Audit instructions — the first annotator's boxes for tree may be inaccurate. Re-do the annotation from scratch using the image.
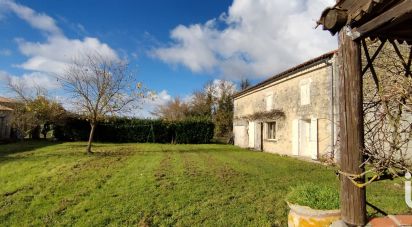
[188,91,213,119]
[7,79,66,139]
[240,78,251,91]
[61,54,144,154]
[152,97,190,121]
[214,80,236,137]
[152,79,236,140]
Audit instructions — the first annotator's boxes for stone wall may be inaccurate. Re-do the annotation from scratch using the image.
[233,57,339,159]
[0,110,12,140]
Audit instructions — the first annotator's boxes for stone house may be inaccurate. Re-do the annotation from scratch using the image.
[0,97,16,140]
[233,51,339,160]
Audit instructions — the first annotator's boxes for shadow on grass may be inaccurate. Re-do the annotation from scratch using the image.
[0,140,62,164]
[0,140,62,156]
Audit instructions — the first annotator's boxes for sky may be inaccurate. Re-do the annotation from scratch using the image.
[0,0,337,117]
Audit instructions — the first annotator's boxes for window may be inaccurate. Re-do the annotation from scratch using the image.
[300,83,310,105]
[266,122,276,140]
[265,94,273,111]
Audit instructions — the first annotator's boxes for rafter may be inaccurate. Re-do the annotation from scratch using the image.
[362,39,380,91]
[390,40,412,77]
[362,39,386,76]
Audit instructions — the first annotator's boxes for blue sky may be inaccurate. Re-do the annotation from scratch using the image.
[0,0,337,117]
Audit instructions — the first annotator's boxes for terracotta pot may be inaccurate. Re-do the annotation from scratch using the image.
[287,202,341,227]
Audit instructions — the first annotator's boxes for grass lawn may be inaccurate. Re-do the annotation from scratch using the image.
[0,141,409,226]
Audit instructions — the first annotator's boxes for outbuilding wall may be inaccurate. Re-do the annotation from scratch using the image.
[233,57,339,160]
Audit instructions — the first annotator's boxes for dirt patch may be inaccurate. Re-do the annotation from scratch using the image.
[3,185,33,197]
[181,153,202,177]
[138,216,152,227]
[216,165,241,183]
[154,154,175,190]
[197,152,244,184]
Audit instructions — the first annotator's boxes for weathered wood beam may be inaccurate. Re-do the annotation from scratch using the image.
[320,8,348,35]
[406,46,412,77]
[339,0,371,14]
[362,39,386,76]
[352,0,412,40]
[362,39,380,90]
[390,40,412,77]
[338,28,367,226]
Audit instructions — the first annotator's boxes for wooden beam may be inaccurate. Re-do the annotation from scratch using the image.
[406,46,412,77]
[338,28,367,226]
[390,40,412,77]
[361,39,386,76]
[321,8,348,35]
[352,0,412,40]
[362,39,380,90]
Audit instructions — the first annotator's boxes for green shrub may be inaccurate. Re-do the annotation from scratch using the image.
[54,117,214,144]
[286,183,339,210]
[54,118,90,141]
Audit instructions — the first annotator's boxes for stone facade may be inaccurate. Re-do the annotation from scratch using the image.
[0,97,16,140]
[233,52,339,160]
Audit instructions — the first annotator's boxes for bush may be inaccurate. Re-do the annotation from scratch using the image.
[171,119,212,144]
[54,118,90,141]
[286,183,339,210]
[54,117,214,144]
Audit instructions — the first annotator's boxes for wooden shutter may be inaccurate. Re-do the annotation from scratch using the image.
[248,121,255,148]
[310,118,318,159]
[292,119,299,155]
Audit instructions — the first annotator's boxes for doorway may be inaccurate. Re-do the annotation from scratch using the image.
[299,119,312,158]
[292,118,318,159]
[248,121,255,148]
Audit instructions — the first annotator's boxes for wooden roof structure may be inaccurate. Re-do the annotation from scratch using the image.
[318,0,412,225]
[318,0,412,43]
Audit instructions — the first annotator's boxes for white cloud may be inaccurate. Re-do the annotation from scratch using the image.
[0,71,9,96]
[8,71,61,90]
[138,90,172,118]
[0,49,12,56]
[0,70,9,81]
[16,36,119,75]
[152,0,337,79]
[206,79,237,98]
[0,70,60,97]
[0,0,119,89]
[0,0,62,36]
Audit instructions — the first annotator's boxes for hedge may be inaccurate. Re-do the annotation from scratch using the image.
[54,117,214,144]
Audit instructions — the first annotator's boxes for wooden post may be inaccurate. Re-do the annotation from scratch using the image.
[338,28,367,226]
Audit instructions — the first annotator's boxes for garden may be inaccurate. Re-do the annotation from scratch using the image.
[0,141,408,226]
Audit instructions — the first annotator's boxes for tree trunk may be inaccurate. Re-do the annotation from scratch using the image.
[338,29,367,225]
[86,123,96,154]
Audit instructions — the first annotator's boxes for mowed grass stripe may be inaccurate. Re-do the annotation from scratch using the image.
[0,142,410,227]
[0,142,91,196]
[59,149,166,226]
[0,143,139,226]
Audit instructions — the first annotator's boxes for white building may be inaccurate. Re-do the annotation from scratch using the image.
[233,51,339,160]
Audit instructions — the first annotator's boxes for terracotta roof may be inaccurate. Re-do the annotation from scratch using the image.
[0,96,16,103]
[0,104,13,111]
[233,50,337,99]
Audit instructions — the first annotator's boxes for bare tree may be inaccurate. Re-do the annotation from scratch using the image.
[152,97,190,121]
[61,54,144,154]
[240,78,251,91]
[7,78,66,139]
